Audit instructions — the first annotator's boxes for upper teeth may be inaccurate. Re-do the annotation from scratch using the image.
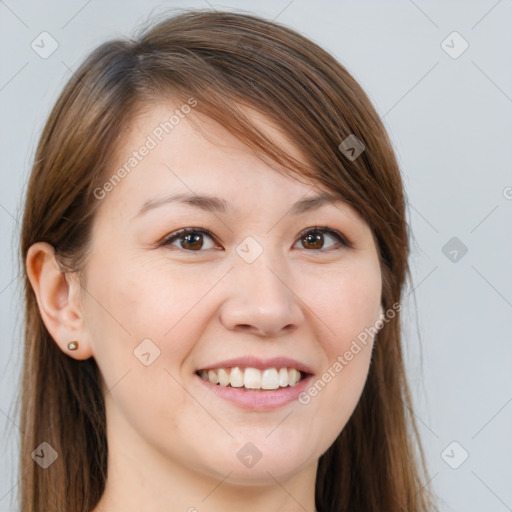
[199,367,302,390]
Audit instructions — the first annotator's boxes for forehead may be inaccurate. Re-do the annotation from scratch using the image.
[121,98,310,163]
[98,100,367,227]
[103,100,299,189]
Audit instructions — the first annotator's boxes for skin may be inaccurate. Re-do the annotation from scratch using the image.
[27,101,384,512]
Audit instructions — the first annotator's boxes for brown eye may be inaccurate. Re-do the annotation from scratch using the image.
[295,227,348,251]
[301,231,324,250]
[180,233,204,250]
[162,226,350,253]
[163,228,217,251]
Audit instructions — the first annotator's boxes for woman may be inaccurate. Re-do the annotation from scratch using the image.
[19,9,438,512]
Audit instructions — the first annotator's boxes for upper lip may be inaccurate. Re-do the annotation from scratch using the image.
[197,356,314,375]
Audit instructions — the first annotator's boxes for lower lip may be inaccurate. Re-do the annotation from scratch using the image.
[195,373,314,411]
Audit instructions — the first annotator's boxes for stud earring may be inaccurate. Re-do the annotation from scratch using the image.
[67,341,79,351]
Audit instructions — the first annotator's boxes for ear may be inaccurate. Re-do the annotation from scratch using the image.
[26,242,93,360]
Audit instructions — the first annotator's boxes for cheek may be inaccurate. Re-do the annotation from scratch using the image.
[85,255,229,381]
[297,260,381,427]
[83,260,199,441]
[304,258,382,353]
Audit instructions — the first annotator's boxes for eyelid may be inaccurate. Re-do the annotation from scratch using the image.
[161,227,220,249]
[296,225,352,249]
[161,226,352,251]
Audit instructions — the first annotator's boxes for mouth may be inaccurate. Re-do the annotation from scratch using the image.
[195,366,311,392]
[194,357,315,410]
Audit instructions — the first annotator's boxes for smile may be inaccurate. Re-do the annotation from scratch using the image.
[196,366,306,391]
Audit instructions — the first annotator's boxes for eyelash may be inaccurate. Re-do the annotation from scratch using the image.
[161,226,352,253]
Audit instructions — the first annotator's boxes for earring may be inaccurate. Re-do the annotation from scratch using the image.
[67,341,79,351]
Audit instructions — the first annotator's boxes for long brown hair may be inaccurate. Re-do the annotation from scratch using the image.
[19,9,438,512]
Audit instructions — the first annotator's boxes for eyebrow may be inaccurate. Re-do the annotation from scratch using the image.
[133,191,344,219]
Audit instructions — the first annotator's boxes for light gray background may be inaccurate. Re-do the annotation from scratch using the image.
[1,1,511,511]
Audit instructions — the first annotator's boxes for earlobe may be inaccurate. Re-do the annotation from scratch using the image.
[26,242,93,360]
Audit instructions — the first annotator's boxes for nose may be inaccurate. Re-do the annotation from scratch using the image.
[219,249,305,338]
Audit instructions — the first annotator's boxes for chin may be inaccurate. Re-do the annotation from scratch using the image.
[196,446,313,486]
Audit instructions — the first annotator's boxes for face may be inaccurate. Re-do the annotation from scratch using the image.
[80,101,383,485]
